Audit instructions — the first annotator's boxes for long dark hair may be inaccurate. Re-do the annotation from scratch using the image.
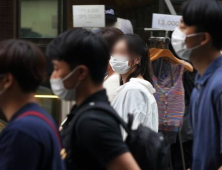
[118,34,153,85]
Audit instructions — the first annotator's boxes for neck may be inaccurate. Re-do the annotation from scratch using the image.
[121,65,138,84]
[191,50,221,76]
[121,73,130,84]
[107,67,115,77]
[75,82,103,106]
[3,93,36,121]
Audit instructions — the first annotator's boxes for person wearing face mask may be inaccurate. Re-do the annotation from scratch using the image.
[171,1,222,170]
[0,40,65,170]
[46,29,140,170]
[96,28,124,102]
[111,34,159,138]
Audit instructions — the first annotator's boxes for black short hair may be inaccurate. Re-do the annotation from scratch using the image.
[182,0,222,50]
[0,39,46,93]
[46,29,109,84]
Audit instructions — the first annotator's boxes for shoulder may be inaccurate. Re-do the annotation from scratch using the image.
[108,73,120,81]
[212,67,222,87]
[0,123,43,153]
[7,109,56,142]
[122,81,151,96]
[209,67,222,97]
[115,80,156,104]
[78,108,119,126]
[104,74,120,88]
[123,81,143,90]
[76,107,120,135]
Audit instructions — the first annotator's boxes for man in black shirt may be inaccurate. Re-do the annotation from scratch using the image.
[46,29,139,170]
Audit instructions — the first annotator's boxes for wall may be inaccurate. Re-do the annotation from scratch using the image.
[0,0,16,41]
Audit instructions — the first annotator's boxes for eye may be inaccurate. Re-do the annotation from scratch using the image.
[53,66,59,71]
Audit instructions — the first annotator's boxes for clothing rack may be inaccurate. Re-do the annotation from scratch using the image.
[147,31,186,170]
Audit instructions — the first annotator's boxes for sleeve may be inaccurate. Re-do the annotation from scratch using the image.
[0,130,41,170]
[216,93,222,153]
[77,112,129,168]
[123,89,155,130]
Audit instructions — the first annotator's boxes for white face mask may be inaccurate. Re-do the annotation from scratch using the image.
[171,27,203,61]
[109,56,131,74]
[50,67,80,101]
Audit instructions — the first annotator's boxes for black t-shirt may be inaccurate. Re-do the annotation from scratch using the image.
[62,90,129,170]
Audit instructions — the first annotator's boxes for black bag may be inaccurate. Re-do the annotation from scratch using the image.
[66,101,170,170]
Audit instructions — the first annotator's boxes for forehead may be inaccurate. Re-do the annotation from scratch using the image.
[52,60,70,68]
[180,17,197,33]
[114,39,126,48]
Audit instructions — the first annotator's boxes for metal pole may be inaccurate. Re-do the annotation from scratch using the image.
[164,0,177,15]
[178,129,186,170]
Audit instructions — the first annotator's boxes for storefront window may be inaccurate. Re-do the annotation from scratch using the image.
[35,86,61,125]
[21,0,58,38]
[66,0,185,40]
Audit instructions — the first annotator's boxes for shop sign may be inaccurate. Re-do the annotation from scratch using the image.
[152,13,182,30]
[73,5,105,28]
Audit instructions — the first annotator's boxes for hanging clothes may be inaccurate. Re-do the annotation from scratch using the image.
[153,62,185,132]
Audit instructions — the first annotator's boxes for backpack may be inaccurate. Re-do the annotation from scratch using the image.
[65,101,170,170]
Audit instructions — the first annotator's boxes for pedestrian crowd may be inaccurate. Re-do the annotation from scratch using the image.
[0,0,222,170]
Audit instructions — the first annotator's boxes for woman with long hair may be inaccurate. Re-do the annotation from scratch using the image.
[111,34,158,136]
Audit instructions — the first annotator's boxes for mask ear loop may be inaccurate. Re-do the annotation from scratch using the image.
[186,33,204,51]
[186,32,203,38]
[74,81,80,90]
[62,66,80,81]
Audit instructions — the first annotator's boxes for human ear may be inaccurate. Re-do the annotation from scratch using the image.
[2,73,14,90]
[200,33,211,46]
[134,57,141,65]
[78,65,89,81]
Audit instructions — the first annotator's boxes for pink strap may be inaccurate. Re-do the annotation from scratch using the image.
[17,111,62,150]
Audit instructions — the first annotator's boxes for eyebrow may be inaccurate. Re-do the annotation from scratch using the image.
[52,60,57,64]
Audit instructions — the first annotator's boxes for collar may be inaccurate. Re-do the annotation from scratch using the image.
[195,56,222,86]
[71,89,109,114]
[10,103,39,122]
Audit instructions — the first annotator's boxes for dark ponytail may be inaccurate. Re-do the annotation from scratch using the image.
[118,34,153,85]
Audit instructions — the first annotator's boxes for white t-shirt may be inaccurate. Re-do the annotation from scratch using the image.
[103,73,120,102]
[112,78,159,138]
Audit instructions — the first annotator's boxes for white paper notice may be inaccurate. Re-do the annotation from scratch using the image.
[73,5,105,28]
[152,13,182,30]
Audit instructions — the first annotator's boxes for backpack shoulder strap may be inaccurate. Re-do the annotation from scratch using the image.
[17,111,62,150]
[72,102,130,134]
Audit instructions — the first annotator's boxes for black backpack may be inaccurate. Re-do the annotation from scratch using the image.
[64,101,170,170]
